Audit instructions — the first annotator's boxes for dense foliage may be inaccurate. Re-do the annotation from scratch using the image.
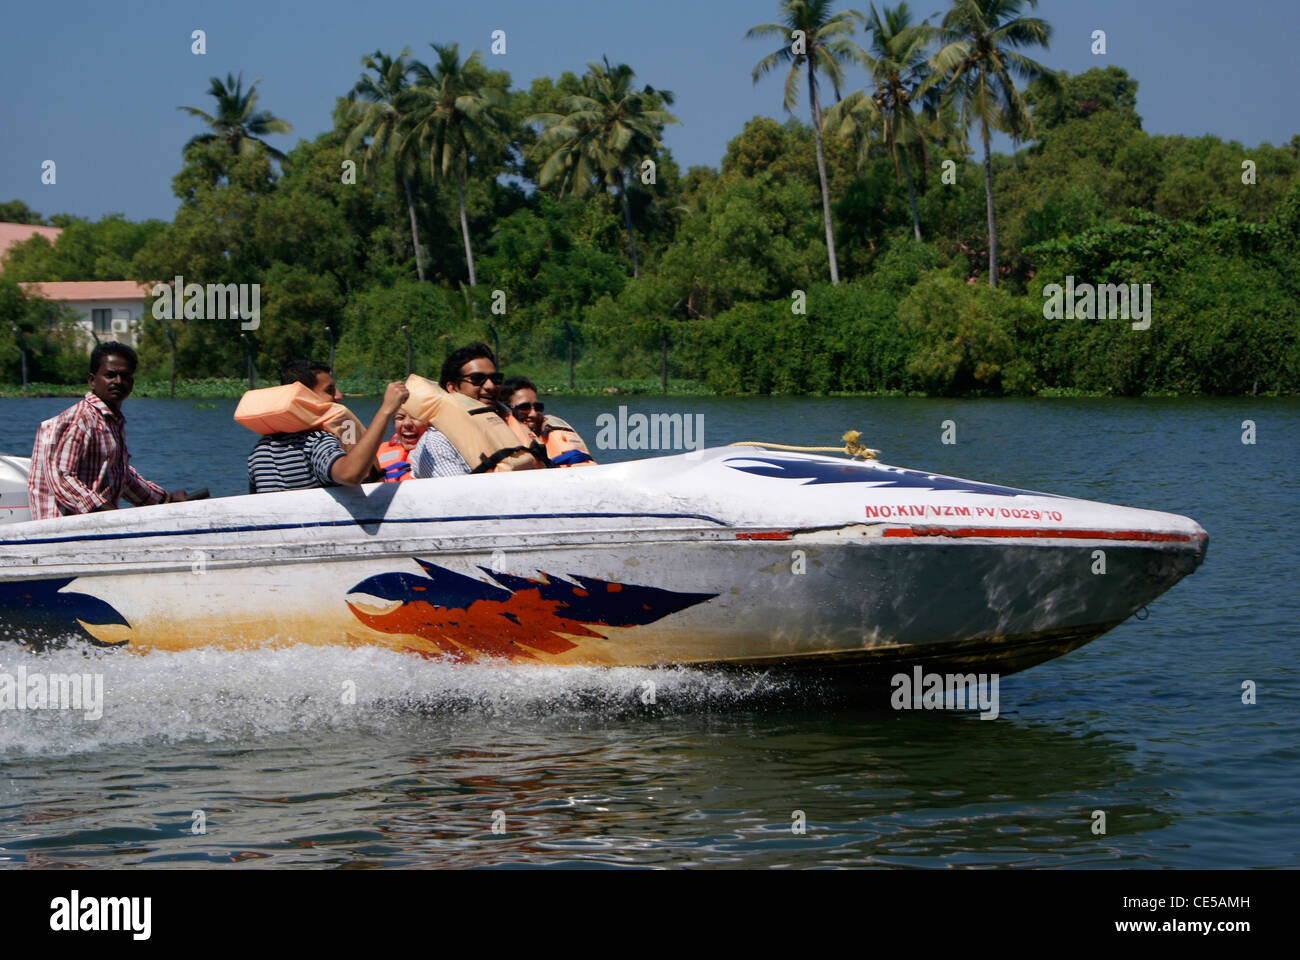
[2,5,1297,396]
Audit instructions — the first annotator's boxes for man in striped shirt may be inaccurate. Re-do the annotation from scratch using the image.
[27,342,187,521]
[247,380,409,493]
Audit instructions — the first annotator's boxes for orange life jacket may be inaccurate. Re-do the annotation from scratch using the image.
[501,410,553,468]
[401,375,541,473]
[376,436,414,482]
[543,415,594,466]
[234,383,365,451]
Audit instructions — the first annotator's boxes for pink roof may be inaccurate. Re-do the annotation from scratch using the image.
[0,222,63,264]
[19,280,152,301]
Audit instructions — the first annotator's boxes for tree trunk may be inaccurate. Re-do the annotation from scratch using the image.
[616,173,640,280]
[983,130,997,288]
[403,175,426,284]
[808,60,840,285]
[904,162,921,242]
[457,176,477,287]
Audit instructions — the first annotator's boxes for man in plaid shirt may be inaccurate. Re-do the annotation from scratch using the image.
[27,342,186,521]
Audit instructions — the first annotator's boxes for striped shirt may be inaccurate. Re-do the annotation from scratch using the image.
[27,392,167,521]
[247,430,345,494]
[410,426,472,478]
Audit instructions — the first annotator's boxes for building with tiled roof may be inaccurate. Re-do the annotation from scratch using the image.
[3,222,147,349]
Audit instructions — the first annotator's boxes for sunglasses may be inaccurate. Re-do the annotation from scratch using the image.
[512,401,545,415]
[458,372,503,386]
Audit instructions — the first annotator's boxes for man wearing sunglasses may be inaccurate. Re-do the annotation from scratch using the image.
[409,342,499,478]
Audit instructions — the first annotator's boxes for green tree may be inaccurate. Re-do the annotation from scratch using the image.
[826,2,939,241]
[1025,64,1138,133]
[747,0,862,284]
[0,214,165,282]
[133,150,279,377]
[341,49,427,282]
[900,272,1035,393]
[0,200,44,225]
[478,192,626,360]
[0,278,86,383]
[404,43,507,287]
[929,0,1053,286]
[178,73,293,162]
[657,173,825,317]
[528,57,679,280]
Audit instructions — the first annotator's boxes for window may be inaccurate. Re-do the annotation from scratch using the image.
[91,309,112,334]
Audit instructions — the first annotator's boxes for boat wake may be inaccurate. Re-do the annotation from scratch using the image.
[0,644,794,756]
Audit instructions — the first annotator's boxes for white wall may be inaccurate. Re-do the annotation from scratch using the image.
[59,299,145,350]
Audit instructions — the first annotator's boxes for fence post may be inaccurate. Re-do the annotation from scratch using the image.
[661,321,668,394]
[164,322,177,398]
[567,325,574,390]
[240,334,255,390]
[12,326,27,389]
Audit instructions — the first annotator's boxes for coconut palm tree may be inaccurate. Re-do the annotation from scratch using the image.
[928,0,1053,286]
[527,57,678,280]
[342,49,426,282]
[825,3,938,241]
[747,1,862,285]
[178,73,292,159]
[403,43,506,287]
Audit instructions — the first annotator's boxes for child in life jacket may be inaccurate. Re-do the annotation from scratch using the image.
[499,377,594,467]
[375,410,428,481]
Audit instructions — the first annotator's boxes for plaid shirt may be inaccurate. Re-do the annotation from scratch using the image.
[27,392,167,521]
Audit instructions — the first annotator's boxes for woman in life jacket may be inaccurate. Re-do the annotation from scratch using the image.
[375,410,428,481]
[500,377,594,467]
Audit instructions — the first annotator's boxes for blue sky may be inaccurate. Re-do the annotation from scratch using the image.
[1,0,1296,223]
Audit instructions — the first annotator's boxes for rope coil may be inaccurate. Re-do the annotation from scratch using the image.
[729,430,879,460]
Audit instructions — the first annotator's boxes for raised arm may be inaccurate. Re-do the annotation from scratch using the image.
[329,381,409,486]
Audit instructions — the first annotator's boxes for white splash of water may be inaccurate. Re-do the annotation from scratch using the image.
[0,645,789,757]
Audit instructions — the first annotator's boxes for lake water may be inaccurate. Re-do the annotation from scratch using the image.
[0,395,1295,868]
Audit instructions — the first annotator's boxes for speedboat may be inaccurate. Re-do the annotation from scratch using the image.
[0,447,1207,675]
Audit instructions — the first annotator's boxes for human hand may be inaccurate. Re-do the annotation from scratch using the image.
[380,381,410,414]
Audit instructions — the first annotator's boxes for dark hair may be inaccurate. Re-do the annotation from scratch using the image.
[90,341,138,376]
[499,377,537,403]
[440,342,496,390]
[280,360,332,389]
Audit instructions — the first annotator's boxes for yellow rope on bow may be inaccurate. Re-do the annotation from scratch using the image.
[729,430,879,460]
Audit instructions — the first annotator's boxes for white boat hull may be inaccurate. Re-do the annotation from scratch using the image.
[0,447,1207,673]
